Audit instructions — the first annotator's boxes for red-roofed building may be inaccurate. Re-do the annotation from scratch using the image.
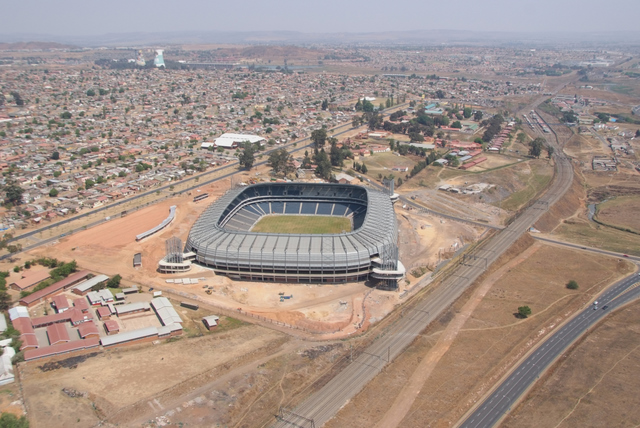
[51,295,70,313]
[73,298,90,313]
[9,270,50,291]
[31,308,93,328]
[12,318,38,351]
[23,338,100,362]
[96,307,111,320]
[46,323,70,346]
[103,320,119,335]
[19,270,91,307]
[77,322,99,339]
[20,335,39,351]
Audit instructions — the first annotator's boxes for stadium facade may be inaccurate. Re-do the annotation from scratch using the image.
[185,183,404,286]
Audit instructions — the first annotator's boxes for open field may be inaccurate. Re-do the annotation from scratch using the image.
[324,240,634,428]
[499,160,554,211]
[19,324,288,428]
[358,151,419,180]
[503,300,640,428]
[555,220,640,256]
[251,215,352,234]
[594,195,640,234]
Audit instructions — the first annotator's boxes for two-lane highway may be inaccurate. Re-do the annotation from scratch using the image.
[459,270,640,428]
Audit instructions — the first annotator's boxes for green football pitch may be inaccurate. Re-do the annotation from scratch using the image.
[251,215,352,234]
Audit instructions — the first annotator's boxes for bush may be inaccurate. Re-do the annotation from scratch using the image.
[517,306,532,318]
[107,274,122,288]
[0,412,29,427]
[566,280,579,290]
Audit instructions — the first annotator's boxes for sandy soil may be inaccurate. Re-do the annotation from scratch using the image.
[9,178,474,339]
[324,241,634,428]
[503,300,640,428]
[19,324,286,428]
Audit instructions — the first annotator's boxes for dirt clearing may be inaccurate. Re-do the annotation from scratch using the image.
[20,324,287,428]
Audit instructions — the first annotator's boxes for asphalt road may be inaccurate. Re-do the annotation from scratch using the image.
[274,96,575,428]
[531,235,640,262]
[458,270,640,428]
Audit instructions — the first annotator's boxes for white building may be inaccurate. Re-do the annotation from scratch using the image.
[214,133,266,149]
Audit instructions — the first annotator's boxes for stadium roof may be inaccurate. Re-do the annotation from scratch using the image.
[186,183,399,278]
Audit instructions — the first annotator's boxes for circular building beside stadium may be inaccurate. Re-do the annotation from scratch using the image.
[185,182,405,286]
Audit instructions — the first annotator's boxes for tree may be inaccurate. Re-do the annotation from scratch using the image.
[311,128,327,149]
[516,132,527,145]
[473,110,483,121]
[566,280,579,290]
[49,188,58,198]
[10,92,24,106]
[329,141,344,167]
[0,291,11,312]
[314,149,332,180]
[321,99,328,110]
[238,144,255,170]
[7,244,21,254]
[86,89,96,97]
[4,181,24,206]
[107,274,122,288]
[51,151,60,160]
[435,90,446,99]
[60,111,72,119]
[546,145,555,159]
[0,412,29,428]
[463,107,472,119]
[267,148,294,176]
[636,129,640,138]
[451,121,462,129]
[84,179,95,189]
[529,138,545,158]
[360,163,368,174]
[517,306,532,318]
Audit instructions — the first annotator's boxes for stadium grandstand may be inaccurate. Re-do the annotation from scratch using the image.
[185,183,404,286]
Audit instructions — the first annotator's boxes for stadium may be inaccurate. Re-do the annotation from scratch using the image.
[185,182,404,286]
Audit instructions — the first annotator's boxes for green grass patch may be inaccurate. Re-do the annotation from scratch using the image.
[215,316,249,333]
[252,215,351,234]
[499,168,553,211]
[609,84,637,96]
[556,220,640,256]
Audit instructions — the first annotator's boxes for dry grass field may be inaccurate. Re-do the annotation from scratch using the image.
[324,240,634,428]
[503,300,640,428]
[594,195,640,234]
[251,215,352,234]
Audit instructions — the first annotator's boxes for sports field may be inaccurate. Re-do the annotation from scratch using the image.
[251,215,352,234]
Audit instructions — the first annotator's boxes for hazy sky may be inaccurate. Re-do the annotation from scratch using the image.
[3,0,640,36]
